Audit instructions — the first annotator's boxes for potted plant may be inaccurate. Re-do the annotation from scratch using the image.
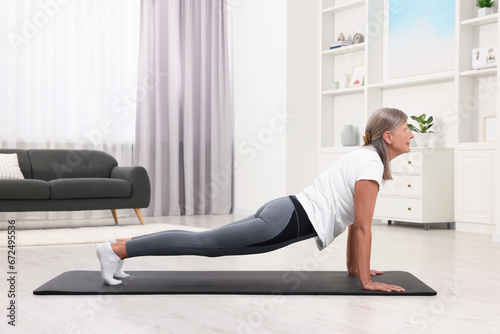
[408,114,434,147]
[476,0,496,17]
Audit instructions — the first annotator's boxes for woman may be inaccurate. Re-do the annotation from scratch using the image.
[97,107,414,292]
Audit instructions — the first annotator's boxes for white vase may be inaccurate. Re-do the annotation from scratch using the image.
[341,124,358,146]
[414,133,432,147]
[478,7,494,17]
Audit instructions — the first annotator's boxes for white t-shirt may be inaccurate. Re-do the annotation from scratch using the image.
[295,146,385,250]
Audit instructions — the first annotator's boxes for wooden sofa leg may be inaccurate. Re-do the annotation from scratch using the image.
[134,208,145,225]
[111,209,119,225]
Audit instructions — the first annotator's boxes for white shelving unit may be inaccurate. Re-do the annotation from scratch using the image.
[319,0,499,232]
[319,0,498,152]
[460,67,497,77]
[320,0,384,150]
[461,13,498,26]
[321,43,365,56]
[321,86,364,96]
[322,0,364,14]
[455,2,498,143]
[454,1,499,233]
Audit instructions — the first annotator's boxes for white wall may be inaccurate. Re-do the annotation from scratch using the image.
[232,0,287,213]
[286,0,320,194]
[232,0,320,213]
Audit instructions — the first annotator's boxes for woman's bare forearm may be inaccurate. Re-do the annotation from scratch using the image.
[354,224,372,287]
[346,225,358,274]
[352,180,378,288]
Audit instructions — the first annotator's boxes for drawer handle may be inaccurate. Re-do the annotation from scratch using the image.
[407,207,412,211]
[407,161,412,165]
[407,184,412,188]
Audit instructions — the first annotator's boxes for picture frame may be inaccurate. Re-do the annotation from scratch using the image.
[483,116,496,142]
[349,65,365,88]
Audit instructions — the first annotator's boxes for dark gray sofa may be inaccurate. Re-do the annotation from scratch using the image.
[0,149,150,224]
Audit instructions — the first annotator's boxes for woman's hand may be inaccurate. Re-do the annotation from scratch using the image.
[369,269,383,276]
[348,269,384,276]
[362,281,405,292]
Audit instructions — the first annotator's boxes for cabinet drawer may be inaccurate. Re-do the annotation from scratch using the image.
[391,152,422,173]
[374,197,422,221]
[381,175,421,197]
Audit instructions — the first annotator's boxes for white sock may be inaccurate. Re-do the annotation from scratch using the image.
[106,238,130,279]
[96,243,122,285]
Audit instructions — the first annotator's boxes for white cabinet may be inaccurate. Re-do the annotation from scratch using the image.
[455,143,497,233]
[373,148,455,230]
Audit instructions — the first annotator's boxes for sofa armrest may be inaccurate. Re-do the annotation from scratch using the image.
[111,166,151,208]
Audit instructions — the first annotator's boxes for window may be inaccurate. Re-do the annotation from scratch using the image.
[0,0,140,147]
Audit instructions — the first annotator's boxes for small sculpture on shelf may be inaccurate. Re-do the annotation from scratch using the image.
[329,32,352,50]
[352,33,364,44]
[486,47,496,64]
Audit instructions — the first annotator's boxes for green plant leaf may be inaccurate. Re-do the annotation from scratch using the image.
[476,0,495,7]
[409,113,434,133]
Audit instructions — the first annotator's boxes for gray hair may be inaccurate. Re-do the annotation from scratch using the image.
[363,108,408,180]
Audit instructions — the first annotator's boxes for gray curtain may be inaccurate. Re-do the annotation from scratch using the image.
[134,0,233,216]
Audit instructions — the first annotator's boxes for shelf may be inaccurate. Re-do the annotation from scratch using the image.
[322,71,456,95]
[322,0,364,14]
[322,86,364,96]
[460,67,497,77]
[461,13,498,27]
[369,71,455,89]
[322,43,365,56]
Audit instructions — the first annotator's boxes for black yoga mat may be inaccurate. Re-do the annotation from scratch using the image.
[33,270,436,296]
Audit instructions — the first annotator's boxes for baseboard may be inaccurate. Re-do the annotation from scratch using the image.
[455,222,496,234]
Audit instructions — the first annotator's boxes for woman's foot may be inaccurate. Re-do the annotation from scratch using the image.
[106,238,130,278]
[113,262,130,279]
[96,243,122,285]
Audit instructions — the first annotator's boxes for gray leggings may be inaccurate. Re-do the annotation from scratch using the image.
[125,196,316,258]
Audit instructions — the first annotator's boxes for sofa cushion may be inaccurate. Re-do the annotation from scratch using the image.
[0,154,25,179]
[28,150,118,181]
[49,178,131,199]
[0,180,50,199]
[0,150,32,179]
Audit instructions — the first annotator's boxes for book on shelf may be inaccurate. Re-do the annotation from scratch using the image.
[329,40,352,49]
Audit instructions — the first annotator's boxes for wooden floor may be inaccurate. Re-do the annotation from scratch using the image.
[1,215,499,334]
